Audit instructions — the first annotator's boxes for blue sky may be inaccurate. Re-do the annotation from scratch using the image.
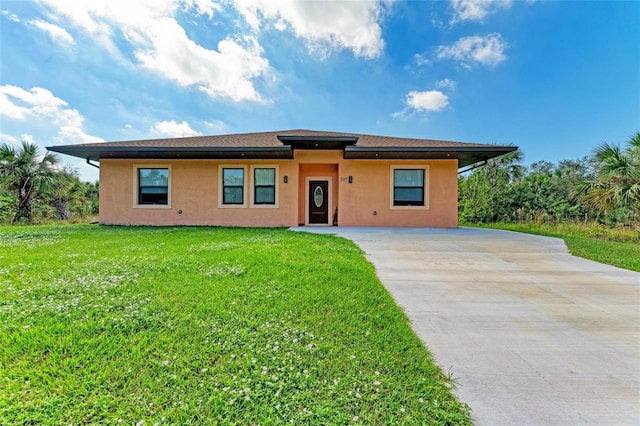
[1,0,638,182]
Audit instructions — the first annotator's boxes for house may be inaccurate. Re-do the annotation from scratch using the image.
[48,129,516,227]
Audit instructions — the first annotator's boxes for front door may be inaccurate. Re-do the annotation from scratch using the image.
[309,180,329,224]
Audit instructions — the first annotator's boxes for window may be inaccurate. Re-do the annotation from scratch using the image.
[218,165,277,208]
[254,168,276,205]
[393,169,424,206]
[223,168,244,205]
[138,168,169,205]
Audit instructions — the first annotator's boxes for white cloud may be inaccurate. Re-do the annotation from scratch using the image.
[21,134,35,143]
[33,0,390,103]
[0,133,19,144]
[436,78,456,90]
[436,33,507,67]
[37,0,271,102]
[450,0,511,23]
[0,85,67,120]
[405,90,449,112]
[182,0,220,18]
[152,120,201,137]
[204,119,227,132]
[393,90,449,119]
[1,10,21,22]
[36,0,120,52]
[0,85,104,144]
[28,19,75,45]
[413,53,432,67]
[59,126,104,144]
[231,0,388,59]
[135,19,269,102]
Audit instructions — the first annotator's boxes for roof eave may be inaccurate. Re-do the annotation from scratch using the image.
[47,146,294,161]
[47,141,517,168]
[344,145,517,168]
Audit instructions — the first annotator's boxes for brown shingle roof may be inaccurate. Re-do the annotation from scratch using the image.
[47,129,517,167]
[63,129,490,148]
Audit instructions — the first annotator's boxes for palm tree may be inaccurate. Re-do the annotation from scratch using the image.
[44,170,86,220]
[483,147,525,189]
[572,132,640,215]
[42,170,99,220]
[0,141,60,222]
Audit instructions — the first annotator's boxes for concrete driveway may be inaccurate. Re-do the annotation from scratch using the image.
[295,227,640,425]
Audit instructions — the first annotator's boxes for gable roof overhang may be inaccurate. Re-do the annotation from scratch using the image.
[47,130,517,169]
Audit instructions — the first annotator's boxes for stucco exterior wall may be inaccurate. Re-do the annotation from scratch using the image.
[99,154,458,227]
[337,158,458,227]
[100,159,298,226]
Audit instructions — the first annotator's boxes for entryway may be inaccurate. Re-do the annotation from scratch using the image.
[298,163,338,226]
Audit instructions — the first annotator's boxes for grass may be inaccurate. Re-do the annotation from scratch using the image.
[473,222,640,272]
[0,225,470,425]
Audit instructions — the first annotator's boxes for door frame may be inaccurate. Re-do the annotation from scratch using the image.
[305,176,332,226]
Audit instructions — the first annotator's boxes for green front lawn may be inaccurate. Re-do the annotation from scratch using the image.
[0,225,470,424]
[474,222,640,272]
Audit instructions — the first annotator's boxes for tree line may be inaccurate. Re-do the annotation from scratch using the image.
[459,132,639,226]
[0,142,98,224]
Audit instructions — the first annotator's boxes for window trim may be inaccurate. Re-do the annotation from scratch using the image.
[250,165,279,208]
[133,164,171,209]
[218,165,248,208]
[389,165,429,210]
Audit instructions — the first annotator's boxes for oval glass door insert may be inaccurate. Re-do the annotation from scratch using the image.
[314,186,324,208]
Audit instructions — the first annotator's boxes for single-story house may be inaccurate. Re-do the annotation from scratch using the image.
[48,129,516,227]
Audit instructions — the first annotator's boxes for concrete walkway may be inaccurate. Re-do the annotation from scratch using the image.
[294,227,640,425]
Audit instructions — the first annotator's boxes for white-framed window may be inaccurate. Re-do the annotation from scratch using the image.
[218,165,248,208]
[134,165,171,208]
[250,165,279,208]
[390,165,429,210]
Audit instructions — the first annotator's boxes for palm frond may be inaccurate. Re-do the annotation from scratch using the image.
[629,131,640,149]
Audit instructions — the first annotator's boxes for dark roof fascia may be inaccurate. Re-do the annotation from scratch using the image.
[344,145,518,168]
[47,145,294,161]
[278,135,358,150]
[47,140,517,168]
[278,135,358,143]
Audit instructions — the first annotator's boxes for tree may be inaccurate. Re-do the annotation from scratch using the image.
[572,132,640,216]
[41,169,86,220]
[458,147,524,223]
[0,188,17,223]
[79,180,99,217]
[459,150,601,224]
[0,142,60,222]
[40,171,99,220]
[483,149,525,189]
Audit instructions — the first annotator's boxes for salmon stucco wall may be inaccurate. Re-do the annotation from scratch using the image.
[337,159,458,227]
[99,155,459,227]
[99,159,299,226]
[293,151,458,228]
